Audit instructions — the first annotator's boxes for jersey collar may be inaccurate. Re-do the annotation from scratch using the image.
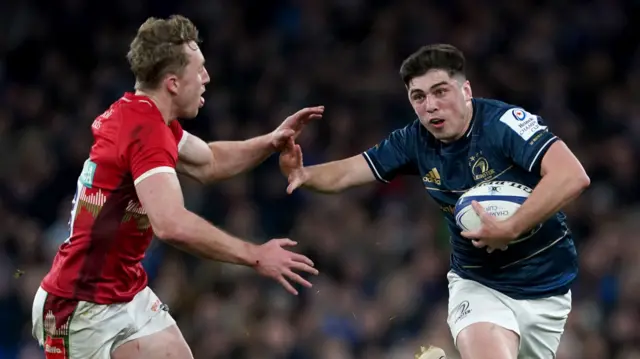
[464,98,477,138]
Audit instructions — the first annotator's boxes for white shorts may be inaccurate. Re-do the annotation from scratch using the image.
[446,271,571,359]
[32,286,176,359]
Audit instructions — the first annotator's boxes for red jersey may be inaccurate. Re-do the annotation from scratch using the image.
[41,93,187,304]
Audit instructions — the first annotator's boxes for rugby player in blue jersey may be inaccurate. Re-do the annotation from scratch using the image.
[279,44,589,359]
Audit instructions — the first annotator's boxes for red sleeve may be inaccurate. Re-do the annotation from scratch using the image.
[169,119,191,153]
[169,119,184,143]
[120,117,179,185]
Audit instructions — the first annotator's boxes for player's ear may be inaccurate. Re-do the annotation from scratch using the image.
[164,74,179,95]
[462,80,472,102]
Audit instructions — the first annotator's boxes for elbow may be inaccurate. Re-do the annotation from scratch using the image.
[577,172,590,192]
[153,224,173,241]
[151,214,187,243]
[569,169,590,197]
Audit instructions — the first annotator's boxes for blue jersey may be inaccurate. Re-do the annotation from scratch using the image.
[363,98,578,300]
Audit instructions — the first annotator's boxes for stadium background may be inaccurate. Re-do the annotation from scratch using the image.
[1,0,639,358]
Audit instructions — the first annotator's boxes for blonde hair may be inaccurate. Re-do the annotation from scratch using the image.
[126,15,200,90]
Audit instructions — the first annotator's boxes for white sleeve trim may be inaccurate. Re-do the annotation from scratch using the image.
[134,166,176,186]
[528,136,557,172]
[362,152,390,183]
[178,130,190,152]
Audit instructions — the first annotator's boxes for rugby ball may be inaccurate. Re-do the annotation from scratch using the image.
[454,181,532,232]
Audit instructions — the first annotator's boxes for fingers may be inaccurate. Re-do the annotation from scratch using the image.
[289,255,316,272]
[460,230,480,239]
[279,137,296,154]
[289,106,325,124]
[273,129,296,147]
[273,238,297,247]
[284,136,295,150]
[294,144,302,162]
[294,145,303,168]
[284,269,313,288]
[277,275,298,295]
[486,245,508,253]
[287,181,300,194]
[287,175,303,194]
[470,201,489,220]
[271,239,316,268]
[472,239,486,248]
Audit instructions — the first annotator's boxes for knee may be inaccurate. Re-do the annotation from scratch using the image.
[456,322,519,359]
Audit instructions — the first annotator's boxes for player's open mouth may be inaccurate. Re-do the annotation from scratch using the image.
[199,96,205,107]
[430,118,445,128]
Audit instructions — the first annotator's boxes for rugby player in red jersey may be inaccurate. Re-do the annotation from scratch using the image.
[31,15,322,359]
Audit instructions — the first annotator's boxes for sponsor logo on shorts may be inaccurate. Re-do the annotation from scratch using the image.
[151,299,170,313]
[451,300,472,324]
[44,337,67,359]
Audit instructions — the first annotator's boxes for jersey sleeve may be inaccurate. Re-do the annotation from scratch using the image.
[362,121,419,183]
[493,108,559,173]
[169,119,190,152]
[120,119,179,186]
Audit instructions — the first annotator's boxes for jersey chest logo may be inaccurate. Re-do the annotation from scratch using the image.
[468,151,496,182]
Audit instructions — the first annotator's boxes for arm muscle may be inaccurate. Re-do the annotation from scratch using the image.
[135,172,257,265]
[177,133,274,183]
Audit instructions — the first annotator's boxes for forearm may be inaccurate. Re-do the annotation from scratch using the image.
[207,135,274,181]
[161,209,258,266]
[294,155,376,193]
[506,172,589,236]
[302,161,353,193]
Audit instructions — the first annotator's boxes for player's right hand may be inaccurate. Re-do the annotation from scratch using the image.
[253,238,318,295]
[279,138,309,194]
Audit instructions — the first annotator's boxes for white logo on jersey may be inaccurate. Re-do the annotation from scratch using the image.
[499,108,547,141]
[45,344,63,354]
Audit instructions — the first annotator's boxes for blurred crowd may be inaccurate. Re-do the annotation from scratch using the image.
[1,0,640,358]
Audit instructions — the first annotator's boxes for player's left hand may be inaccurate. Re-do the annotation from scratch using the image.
[460,201,519,253]
[270,106,324,150]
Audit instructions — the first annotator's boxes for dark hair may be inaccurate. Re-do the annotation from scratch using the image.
[127,15,201,90]
[399,44,466,86]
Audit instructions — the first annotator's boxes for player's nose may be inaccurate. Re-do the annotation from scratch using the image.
[425,96,438,113]
[202,68,211,85]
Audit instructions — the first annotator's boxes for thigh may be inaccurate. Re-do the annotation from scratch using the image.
[447,272,520,359]
[112,325,192,359]
[32,287,126,359]
[111,287,190,359]
[518,291,572,359]
[457,322,519,359]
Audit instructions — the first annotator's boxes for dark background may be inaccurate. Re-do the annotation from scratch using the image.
[0,0,639,358]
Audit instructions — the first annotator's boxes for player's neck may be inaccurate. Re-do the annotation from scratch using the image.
[134,89,175,124]
[445,100,474,144]
[462,100,474,134]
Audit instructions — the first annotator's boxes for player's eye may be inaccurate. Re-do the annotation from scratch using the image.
[434,88,447,97]
[412,93,425,101]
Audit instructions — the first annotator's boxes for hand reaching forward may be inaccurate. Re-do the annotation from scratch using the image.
[253,238,319,295]
[270,106,324,150]
[279,139,308,194]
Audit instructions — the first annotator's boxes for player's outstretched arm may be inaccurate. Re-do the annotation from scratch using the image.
[135,172,318,295]
[279,140,377,194]
[177,106,324,184]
